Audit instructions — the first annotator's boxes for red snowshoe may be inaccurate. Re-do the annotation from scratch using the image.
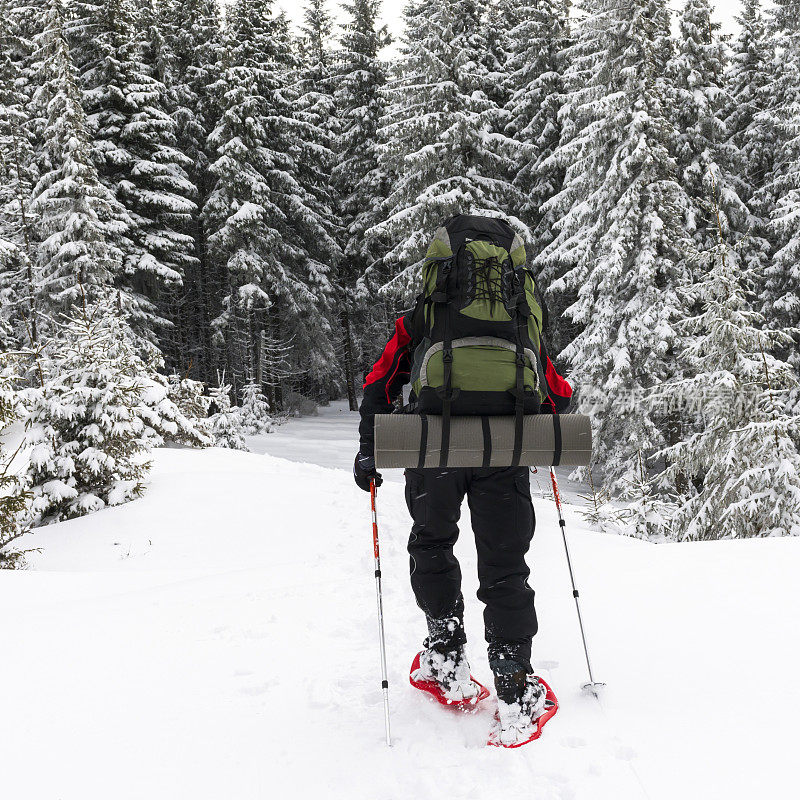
[487,677,558,748]
[409,651,491,710]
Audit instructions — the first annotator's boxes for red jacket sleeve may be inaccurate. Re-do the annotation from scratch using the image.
[539,339,572,414]
[358,314,414,456]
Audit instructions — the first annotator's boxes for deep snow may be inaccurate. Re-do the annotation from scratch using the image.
[3,401,798,799]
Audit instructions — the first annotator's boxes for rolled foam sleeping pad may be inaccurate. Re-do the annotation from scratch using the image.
[374,413,592,469]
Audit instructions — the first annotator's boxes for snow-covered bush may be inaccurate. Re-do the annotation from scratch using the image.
[208,383,247,450]
[237,382,273,435]
[578,468,629,534]
[23,301,160,525]
[617,452,677,541]
[282,391,318,418]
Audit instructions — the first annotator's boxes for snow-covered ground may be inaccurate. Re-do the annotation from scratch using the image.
[3,401,799,799]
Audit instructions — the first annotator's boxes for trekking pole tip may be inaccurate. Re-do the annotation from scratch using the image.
[581,681,606,698]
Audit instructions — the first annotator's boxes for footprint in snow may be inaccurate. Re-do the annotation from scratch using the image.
[615,745,638,761]
[562,736,587,748]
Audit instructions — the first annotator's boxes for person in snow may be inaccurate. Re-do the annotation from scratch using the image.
[353,214,572,743]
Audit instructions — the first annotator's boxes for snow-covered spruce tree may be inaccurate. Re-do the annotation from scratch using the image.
[203,0,338,404]
[669,0,748,251]
[368,0,522,302]
[68,0,195,352]
[157,0,225,384]
[537,0,692,490]
[0,1,40,351]
[332,0,390,408]
[480,0,525,110]
[237,381,273,435]
[207,381,247,450]
[28,0,124,326]
[755,0,800,360]
[129,0,200,367]
[651,199,800,540]
[504,0,568,257]
[290,1,342,400]
[503,0,571,354]
[202,0,283,396]
[725,0,774,198]
[723,0,774,287]
[24,294,159,525]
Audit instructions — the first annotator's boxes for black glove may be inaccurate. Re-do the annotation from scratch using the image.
[354,452,383,492]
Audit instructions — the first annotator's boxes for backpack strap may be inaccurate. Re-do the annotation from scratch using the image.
[510,283,532,468]
[418,413,428,469]
[432,256,457,467]
[438,306,455,467]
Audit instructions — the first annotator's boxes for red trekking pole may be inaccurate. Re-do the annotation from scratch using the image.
[370,480,392,745]
[549,467,605,696]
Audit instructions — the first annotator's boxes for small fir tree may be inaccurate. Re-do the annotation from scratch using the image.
[23,293,160,524]
[237,381,273,435]
[207,380,247,450]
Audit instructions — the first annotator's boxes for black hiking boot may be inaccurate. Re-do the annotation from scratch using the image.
[414,641,481,701]
[490,658,547,745]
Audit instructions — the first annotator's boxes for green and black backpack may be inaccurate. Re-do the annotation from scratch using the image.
[409,214,548,464]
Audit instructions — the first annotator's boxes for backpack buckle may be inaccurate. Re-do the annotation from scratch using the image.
[442,350,454,363]
[515,353,526,368]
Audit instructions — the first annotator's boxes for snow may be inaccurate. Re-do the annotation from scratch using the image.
[3,401,799,799]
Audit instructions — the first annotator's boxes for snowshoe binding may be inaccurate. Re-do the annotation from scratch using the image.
[487,662,558,748]
[410,644,490,710]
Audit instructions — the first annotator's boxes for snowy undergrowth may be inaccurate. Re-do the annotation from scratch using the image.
[2,403,798,800]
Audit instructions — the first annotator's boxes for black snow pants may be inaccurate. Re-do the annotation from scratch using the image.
[404,466,537,669]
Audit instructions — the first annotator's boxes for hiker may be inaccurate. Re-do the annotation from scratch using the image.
[353,215,572,744]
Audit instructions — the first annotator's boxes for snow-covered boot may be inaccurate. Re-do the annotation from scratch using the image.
[412,641,482,702]
[491,660,548,746]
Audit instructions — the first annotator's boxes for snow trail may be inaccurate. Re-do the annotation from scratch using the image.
[3,402,798,799]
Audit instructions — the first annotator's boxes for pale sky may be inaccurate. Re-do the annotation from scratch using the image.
[276,0,749,53]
